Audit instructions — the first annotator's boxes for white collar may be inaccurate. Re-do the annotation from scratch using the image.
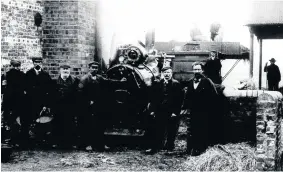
[34,68,42,74]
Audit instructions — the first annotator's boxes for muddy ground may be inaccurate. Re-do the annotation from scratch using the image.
[2,125,192,171]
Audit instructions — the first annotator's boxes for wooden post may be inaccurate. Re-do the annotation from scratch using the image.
[259,39,262,89]
[249,31,254,78]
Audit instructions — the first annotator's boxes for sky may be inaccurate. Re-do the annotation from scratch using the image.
[98,0,283,88]
[99,0,251,45]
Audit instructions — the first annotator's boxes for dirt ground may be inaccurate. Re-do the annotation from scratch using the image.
[1,141,189,171]
[2,126,191,171]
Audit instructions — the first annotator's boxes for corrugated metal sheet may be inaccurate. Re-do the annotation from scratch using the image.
[247,1,283,25]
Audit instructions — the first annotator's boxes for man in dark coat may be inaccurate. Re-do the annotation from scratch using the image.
[53,64,79,149]
[25,57,54,147]
[264,58,281,91]
[204,51,222,84]
[2,60,26,146]
[183,62,219,156]
[145,66,183,154]
[78,61,126,151]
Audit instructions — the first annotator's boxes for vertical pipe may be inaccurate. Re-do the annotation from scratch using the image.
[259,39,262,89]
[95,0,107,73]
[95,0,101,66]
[145,28,155,51]
[249,32,254,78]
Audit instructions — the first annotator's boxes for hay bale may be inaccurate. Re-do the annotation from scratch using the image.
[184,143,256,171]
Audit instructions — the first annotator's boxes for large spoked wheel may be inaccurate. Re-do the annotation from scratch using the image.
[106,64,151,131]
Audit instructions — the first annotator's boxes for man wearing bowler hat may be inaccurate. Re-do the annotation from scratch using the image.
[2,59,26,147]
[25,57,55,147]
[145,66,183,154]
[78,61,126,151]
[53,64,79,149]
[264,58,281,91]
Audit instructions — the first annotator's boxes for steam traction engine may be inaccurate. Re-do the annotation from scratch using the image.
[105,44,159,135]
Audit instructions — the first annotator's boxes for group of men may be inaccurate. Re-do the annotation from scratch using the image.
[144,52,223,155]
[2,51,223,155]
[2,57,126,151]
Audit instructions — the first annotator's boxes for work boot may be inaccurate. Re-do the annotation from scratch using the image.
[144,148,157,155]
[85,145,93,152]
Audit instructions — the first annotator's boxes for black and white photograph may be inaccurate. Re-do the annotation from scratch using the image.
[1,0,283,171]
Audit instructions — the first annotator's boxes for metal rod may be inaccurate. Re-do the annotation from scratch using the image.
[222,59,241,81]
[249,32,254,78]
[259,39,263,89]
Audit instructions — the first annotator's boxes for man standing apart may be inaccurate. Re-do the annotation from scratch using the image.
[204,51,222,84]
[145,66,183,154]
[264,58,281,91]
[25,58,54,147]
[183,62,219,156]
[54,65,79,149]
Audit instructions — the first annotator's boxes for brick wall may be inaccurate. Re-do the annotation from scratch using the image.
[224,89,283,171]
[77,1,96,74]
[41,0,96,78]
[223,96,256,144]
[1,0,43,73]
[1,0,96,78]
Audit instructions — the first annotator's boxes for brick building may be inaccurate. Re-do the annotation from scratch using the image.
[1,0,96,78]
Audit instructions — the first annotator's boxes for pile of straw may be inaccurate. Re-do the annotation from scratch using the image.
[184,143,256,171]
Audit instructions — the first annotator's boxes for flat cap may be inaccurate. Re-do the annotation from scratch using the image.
[88,61,99,67]
[10,59,21,66]
[59,64,71,69]
[161,66,172,72]
[32,57,43,62]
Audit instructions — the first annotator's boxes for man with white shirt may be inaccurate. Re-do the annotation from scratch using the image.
[145,66,183,154]
[25,57,55,148]
[183,62,218,156]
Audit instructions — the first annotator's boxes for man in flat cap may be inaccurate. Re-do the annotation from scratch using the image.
[2,59,26,147]
[145,66,183,154]
[183,62,220,156]
[25,57,55,147]
[53,64,79,149]
[204,51,222,84]
[78,61,126,151]
[264,58,281,91]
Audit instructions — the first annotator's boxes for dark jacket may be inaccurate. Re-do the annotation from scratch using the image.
[204,58,222,84]
[78,73,125,113]
[2,69,26,112]
[264,64,281,83]
[149,78,183,117]
[183,75,219,147]
[183,76,217,111]
[56,75,79,103]
[25,68,54,108]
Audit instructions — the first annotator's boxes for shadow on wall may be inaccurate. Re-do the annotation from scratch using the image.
[222,95,257,145]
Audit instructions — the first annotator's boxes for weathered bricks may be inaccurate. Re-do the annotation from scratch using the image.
[2,0,96,79]
[41,0,96,78]
[224,90,283,171]
[1,0,43,72]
